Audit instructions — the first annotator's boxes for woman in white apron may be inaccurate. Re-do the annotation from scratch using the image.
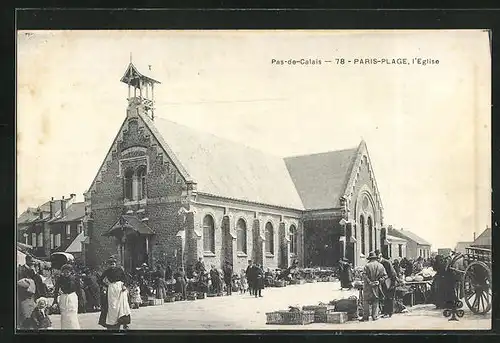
[98,257,131,330]
[51,264,80,329]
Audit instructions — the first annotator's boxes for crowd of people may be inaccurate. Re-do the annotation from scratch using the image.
[336,250,461,322]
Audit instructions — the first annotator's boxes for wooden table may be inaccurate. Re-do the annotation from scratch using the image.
[404,281,432,305]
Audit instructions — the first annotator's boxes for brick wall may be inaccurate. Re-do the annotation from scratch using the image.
[86,113,187,270]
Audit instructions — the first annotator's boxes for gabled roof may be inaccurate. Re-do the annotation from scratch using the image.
[143,115,305,210]
[388,228,431,246]
[471,227,491,247]
[103,215,155,237]
[120,63,161,86]
[18,200,64,226]
[284,147,358,210]
[52,202,85,223]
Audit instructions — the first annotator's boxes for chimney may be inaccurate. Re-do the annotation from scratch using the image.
[60,196,66,218]
[473,231,476,241]
[49,197,55,218]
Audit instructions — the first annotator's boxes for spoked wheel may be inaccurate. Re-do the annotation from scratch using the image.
[463,261,492,314]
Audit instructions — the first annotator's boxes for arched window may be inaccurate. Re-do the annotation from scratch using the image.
[203,215,215,254]
[289,225,298,255]
[236,218,247,254]
[360,215,365,255]
[137,166,147,200]
[124,168,134,200]
[368,217,373,253]
[265,222,274,254]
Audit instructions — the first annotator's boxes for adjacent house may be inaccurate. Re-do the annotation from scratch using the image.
[83,61,386,273]
[386,234,407,260]
[454,241,473,254]
[17,195,84,260]
[437,248,452,256]
[387,227,431,259]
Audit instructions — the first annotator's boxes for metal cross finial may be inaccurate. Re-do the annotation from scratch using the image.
[148,65,152,71]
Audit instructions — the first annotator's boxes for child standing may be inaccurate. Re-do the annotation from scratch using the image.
[30,297,52,329]
[129,282,142,309]
[239,269,248,294]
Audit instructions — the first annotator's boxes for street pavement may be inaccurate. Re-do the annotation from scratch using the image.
[48,281,491,330]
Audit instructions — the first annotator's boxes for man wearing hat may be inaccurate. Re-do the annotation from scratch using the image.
[376,249,398,318]
[360,251,387,321]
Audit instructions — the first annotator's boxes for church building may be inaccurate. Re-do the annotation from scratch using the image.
[82,62,385,273]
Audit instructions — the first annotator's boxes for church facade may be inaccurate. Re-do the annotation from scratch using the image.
[82,62,385,273]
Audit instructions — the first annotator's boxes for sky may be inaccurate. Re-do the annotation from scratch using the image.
[17,30,491,249]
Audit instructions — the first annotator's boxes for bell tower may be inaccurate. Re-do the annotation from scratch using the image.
[120,55,161,120]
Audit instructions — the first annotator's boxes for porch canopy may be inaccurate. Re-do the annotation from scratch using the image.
[102,215,155,237]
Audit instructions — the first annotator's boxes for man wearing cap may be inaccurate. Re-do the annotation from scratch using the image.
[376,249,397,318]
[361,251,387,321]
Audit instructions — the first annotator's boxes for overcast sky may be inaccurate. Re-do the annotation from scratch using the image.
[17,30,491,249]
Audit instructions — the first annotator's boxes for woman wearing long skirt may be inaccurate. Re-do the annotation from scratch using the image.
[51,264,81,329]
[98,257,131,330]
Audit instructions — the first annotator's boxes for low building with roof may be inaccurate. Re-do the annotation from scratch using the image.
[387,226,432,260]
[470,227,491,250]
[386,234,407,260]
[83,61,385,272]
[454,241,473,254]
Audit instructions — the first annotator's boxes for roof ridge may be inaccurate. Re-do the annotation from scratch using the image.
[284,146,358,159]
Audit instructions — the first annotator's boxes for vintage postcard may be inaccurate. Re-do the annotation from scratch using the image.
[16,30,491,331]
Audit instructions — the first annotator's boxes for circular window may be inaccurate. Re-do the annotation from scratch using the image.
[362,195,369,211]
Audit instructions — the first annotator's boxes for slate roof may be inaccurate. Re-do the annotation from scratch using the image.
[17,200,64,226]
[147,116,305,210]
[471,228,491,248]
[284,147,359,210]
[388,228,431,246]
[52,202,85,223]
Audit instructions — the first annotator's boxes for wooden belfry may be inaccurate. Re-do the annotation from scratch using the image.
[120,54,161,120]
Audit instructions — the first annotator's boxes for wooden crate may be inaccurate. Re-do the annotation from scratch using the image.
[326,312,348,324]
[148,298,164,306]
[266,310,315,325]
[302,305,336,323]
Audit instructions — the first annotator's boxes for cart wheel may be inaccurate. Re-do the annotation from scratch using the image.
[463,261,492,314]
[456,300,463,308]
[443,309,451,317]
[456,310,465,318]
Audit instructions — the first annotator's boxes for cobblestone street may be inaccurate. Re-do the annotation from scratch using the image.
[48,281,491,330]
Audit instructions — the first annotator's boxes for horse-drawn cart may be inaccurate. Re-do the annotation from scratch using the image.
[448,246,492,315]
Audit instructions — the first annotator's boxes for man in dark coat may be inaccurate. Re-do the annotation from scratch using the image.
[376,250,397,318]
[18,255,35,280]
[222,261,233,296]
[361,252,387,321]
[245,260,255,296]
[254,264,264,298]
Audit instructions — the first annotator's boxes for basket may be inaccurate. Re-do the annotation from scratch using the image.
[165,296,176,303]
[187,293,197,301]
[302,305,336,323]
[174,293,183,301]
[266,310,315,325]
[289,279,300,285]
[197,292,206,299]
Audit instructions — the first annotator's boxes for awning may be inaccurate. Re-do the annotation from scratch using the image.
[102,215,155,237]
[17,242,33,253]
[51,252,75,261]
[65,232,85,253]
